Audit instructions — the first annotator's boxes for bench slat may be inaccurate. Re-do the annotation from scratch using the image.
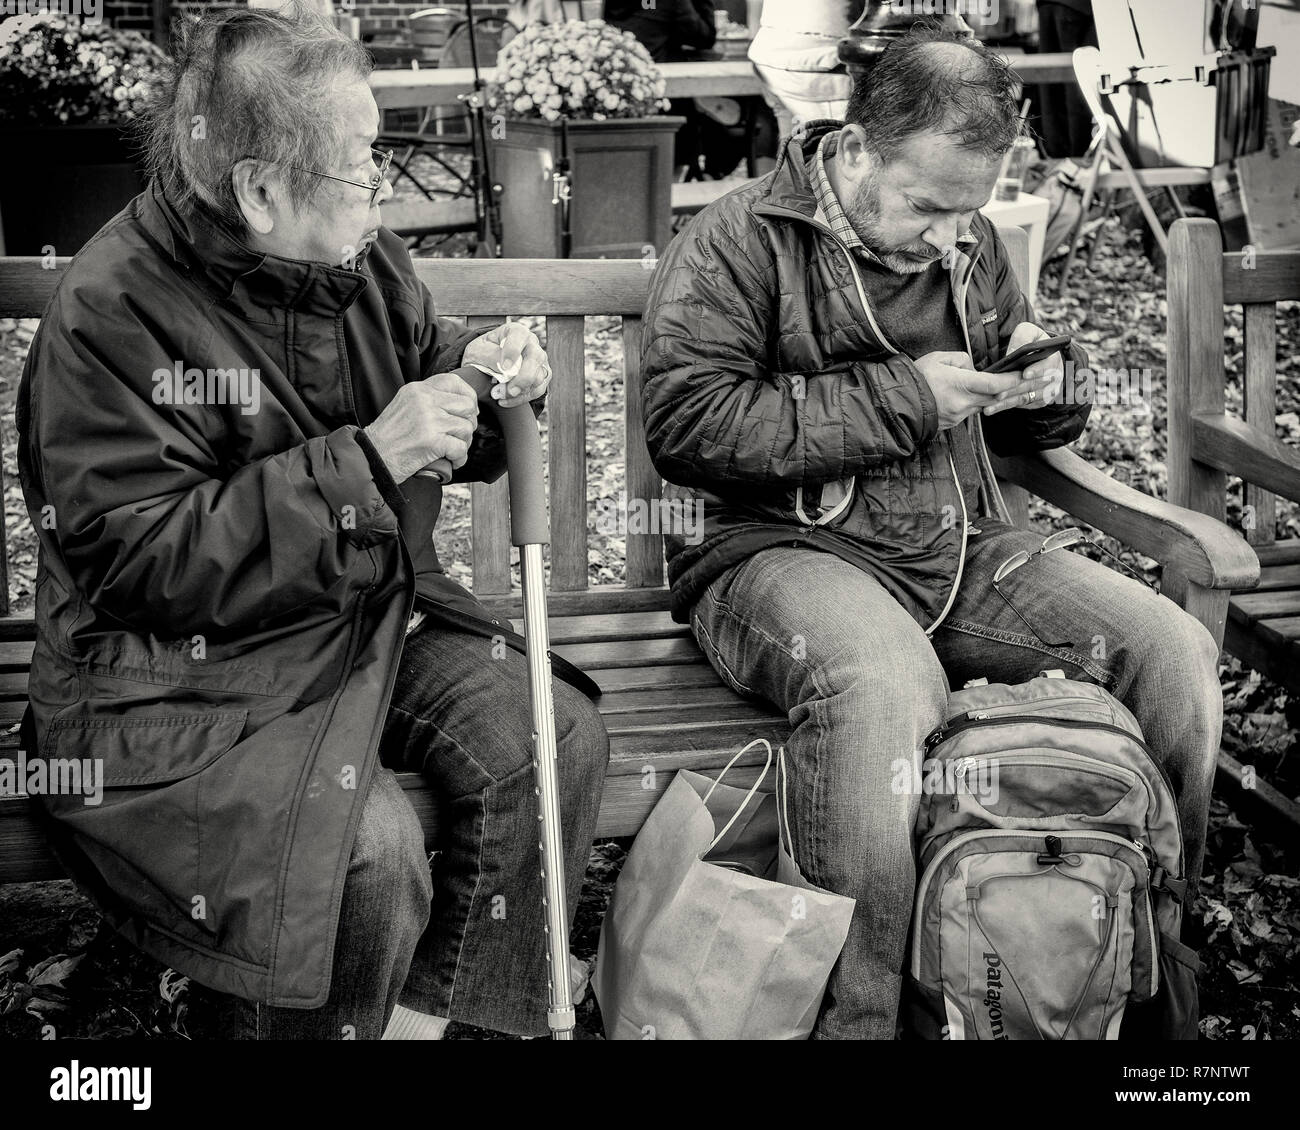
[601,699,780,730]
[1242,303,1278,547]
[621,317,664,589]
[1221,250,1300,306]
[597,684,761,712]
[479,584,672,619]
[554,636,710,670]
[1252,564,1300,593]
[412,258,651,318]
[582,663,725,694]
[546,609,689,644]
[1229,589,1300,625]
[545,315,589,593]
[0,641,35,672]
[0,618,37,641]
[1254,539,1300,567]
[608,716,787,757]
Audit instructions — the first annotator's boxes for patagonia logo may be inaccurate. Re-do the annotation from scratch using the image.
[979,309,999,325]
[983,951,1008,1039]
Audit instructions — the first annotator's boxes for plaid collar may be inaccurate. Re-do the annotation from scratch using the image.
[811,130,977,269]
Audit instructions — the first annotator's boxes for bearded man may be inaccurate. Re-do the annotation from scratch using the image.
[640,27,1221,1039]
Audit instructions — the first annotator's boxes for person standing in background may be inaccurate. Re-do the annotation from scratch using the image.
[1035,0,1097,157]
[604,0,718,62]
[506,0,569,29]
[606,0,720,173]
[749,0,861,141]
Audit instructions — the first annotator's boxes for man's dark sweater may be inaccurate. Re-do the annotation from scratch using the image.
[810,130,984,521]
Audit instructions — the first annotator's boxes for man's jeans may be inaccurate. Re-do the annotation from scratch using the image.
[689,521,1222,1040]
[235,620,609,1039]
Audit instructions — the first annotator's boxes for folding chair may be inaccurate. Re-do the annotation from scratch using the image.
[379,16,518,223]
[1055,47,1212,294]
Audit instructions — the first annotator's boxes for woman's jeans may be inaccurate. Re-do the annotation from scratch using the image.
[689,522,1222,1040]
[236,619,609,1039]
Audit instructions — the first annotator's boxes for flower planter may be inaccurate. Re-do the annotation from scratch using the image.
[0,123,147,256]
[489,115,685,259]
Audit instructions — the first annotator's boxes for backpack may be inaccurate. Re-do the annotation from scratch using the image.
[903,673,1201,1040]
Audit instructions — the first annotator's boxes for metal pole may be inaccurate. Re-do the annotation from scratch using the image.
[460,0,504,257]
[454,363,574,1040]
[520,543,574,1038]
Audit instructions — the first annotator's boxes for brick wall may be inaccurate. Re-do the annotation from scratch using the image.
[102,2,514,40]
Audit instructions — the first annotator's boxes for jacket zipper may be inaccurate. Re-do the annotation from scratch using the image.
[928,713,1159,770]
[947,750,1142,819]
[911,826,1159,999]
[948,250,1014,527]
[790,211,972,633]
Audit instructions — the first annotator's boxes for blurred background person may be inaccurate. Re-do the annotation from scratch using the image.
[506,0,570,28]
[605,0,719,62]
[749,0,859,141]
[1035,0,1097,157]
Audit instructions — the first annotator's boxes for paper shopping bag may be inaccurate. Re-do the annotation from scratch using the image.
[593,741,855,1040]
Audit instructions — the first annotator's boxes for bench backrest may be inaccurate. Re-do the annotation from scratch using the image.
[0,224,1031,623]
[1166,219,1300,544]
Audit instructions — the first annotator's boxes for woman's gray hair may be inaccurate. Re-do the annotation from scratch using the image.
[141,3,373,231]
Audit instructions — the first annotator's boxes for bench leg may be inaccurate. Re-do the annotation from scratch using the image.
[1163,572,1230,652]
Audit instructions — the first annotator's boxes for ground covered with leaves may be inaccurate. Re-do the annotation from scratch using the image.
[0,200,1296,1040]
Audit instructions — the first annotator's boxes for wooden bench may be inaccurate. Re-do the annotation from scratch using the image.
[0,227,1262,885]
[1167,217,1300,698]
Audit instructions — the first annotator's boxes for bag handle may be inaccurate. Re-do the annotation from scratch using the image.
[704,738,774,854]
[776,745,795,860]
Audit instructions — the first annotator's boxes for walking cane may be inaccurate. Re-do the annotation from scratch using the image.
[420,363,576,1040]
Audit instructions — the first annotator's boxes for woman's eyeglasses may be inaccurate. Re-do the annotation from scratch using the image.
[265,148,394,207]
[991,527,1155,649]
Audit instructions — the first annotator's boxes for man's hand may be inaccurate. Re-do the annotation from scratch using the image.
[462,322,552,408]
[363,371,479,484]
[915,350,1021,430]
[983,322,1066,416]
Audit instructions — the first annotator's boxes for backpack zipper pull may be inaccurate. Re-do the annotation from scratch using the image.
[1037,834,1065,864]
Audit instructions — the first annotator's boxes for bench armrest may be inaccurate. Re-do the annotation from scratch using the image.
[991,447,1260,591]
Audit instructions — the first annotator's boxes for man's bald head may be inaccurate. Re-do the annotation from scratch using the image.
[844,27,1023,165]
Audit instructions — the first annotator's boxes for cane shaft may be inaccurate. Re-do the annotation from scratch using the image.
[521,544,574,1038]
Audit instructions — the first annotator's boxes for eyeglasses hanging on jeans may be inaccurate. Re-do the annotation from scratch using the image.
[990,527,1157,650]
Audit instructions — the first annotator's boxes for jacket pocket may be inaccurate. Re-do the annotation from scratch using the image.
[42,711,249,938]
[44,710,248,787]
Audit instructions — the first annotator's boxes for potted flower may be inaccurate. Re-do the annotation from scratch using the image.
[486,20,684,259]
[0,12,166,255]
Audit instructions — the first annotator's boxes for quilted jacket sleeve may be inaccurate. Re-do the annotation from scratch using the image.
[978,222,1092,456]
[641,214,941,489]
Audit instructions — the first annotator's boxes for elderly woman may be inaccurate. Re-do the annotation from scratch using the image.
[17,6,607,1041]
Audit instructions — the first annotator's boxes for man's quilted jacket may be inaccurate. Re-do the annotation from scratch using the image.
[641,122,1091,630]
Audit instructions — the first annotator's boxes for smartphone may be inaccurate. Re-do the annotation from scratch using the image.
[983,334,1073,375]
